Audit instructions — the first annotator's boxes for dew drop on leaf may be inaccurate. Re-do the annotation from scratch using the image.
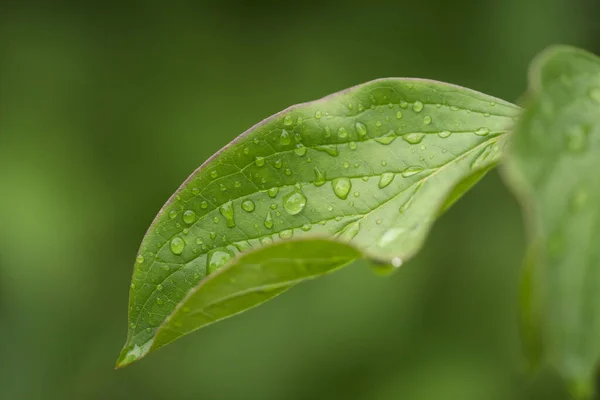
[219,201,236,228]
[294,144,307,156]
[169,210,177,219]
[279,229,294,239]
[378,173,395,189]
[313,166,326,186]
[423,116,432,125]
[183,210,196,225]
[200,200,209,209]
[475,127,490,136]
[264,211,274,229]
[401,166,424,177]
[396,111,403,119]
[283,188,307,215]
[170,236,186,255]
[332,178,352,200]
[338,127,348,138]
[280,129,291,145]
[210,170,218,179]
[241,199,255,212]
[402,133,425,144]
[255,156,265,167]
[136,255,144,264]
[283,115,293,126]
[315,110,322,119]
[438,130,452,138]
[355,122,368,138]
[208,250,234,274]
[413,101,424,113]
[268,187,279,198]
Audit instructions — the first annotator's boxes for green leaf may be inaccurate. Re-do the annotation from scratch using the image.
[117,78,520,367]
[503,46,600,397]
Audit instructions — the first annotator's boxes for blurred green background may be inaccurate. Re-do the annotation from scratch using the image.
[1,1,598,399]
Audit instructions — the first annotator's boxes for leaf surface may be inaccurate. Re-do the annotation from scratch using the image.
[503,46,600,397]
[118,78,519,367]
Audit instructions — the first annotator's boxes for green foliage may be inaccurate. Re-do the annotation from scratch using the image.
[117,78,519,367]
[503,46,600,398]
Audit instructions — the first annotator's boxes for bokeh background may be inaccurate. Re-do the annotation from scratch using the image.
[1,1,599,399]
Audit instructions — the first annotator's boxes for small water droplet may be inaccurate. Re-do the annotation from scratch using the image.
[284,168,292,176]
[338,127,348,138]
[475,127,490,136]
[358,103,364,111]
[136,255,144,264]
[156,284,163,291]
[170,236,186,255]
[378,173,395,188]
[349,141,357,150]
[332,178,352,200]
[402,133,425,144]
[355,122,368,138]
[130,283,136,289]
[283,188,307,215]
[182,210,196,225]
[270,203,278,210]
[210,231,217,240]
[375,134,396,145]
[375,121,382,127]
[395,111,403,119]
[213,216,220,224]
[210,170,218,179]
[130,322,136,329]
[315,145,339,157]
[261,236,273,245]
[294,144,307,156]
[264,211,274,229]
[156,298,163,305]
[423,116,432,125]
[208,249,234,274]
[283,115,293,126]
[268,187,279,198]
[255,156,265,167]
[315,110,322,119]
[219,201,236,228]
[242,199,255,212]
[279,229,293,239]
[338,220,361,240]
[301,223,312,231]
[438,130,452,138]
[280,129,291,145]
[344,162,350,168]
[399,101,408,109]
[412,101,424,113]
[201,201,209,209]
[401,166,424,177]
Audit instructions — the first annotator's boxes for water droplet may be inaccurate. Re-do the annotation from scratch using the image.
[438,130,452,138]
[312,167,326,186]
[588,87,600,104]
[401,166,424,177]
[301,223,312,232]
[192,188,200,195]
[169,210,178,219]
[280,129,291,145]
[182,210,196,225]
[338,220,361,240]
[156,298,163,305]
[284,168,292,176]
[375,121,382,127]
[349,141,357,150]
[270,203,278,210]
[315,145,339,157]
[255,156,265,167]
[378,227,406,248]
[338,127,348,138]
[332,178,352,200]
[136,255,144,264]
[344,162,350,168]
[213,216,220,224]
[261,236,273,245]
[315,110,322,119]
[399,101,408,109]
[566,125,589,152]
[208,250,233,274]
[355,122,368,138]
[412,101,424,113]
[210,170,218,179]
[264,211,274,229]
[210,231,217,240]
[279,229,293,239]
[283,116,293,126]
[423,116,432,125]
[268,187,279,198]
[219,201,236,228]
[242,199,255,212]
[378,173,395,188]
[395,111,403,119]
[294,144,307,156]
[569,187,589,212]
[130,283,136,289]
[283,188,307,215]
[201,201,209,209]
[475,127,490,136]
[219,184,227,192]
[375,134,396,145]
[156,284,163,291]
[402,133,425,144]
[130,322,136,329]
[170,236,185,255]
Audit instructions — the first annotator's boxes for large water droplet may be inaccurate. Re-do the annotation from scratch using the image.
[294,144,307,156]
[283,188,307,215]
[219,201,236,228]
[475,127,490,136]
[169,210,178,219]
[242,199,255,212]
[315,145,339,157]
[201,200,209,209]
[208,249,234,274]
[413,101,424,113]
[268,187,279,198]
[170,236,186,255]
[264,211,274,229]
[280,129,291,145]
[274,159,283,169]
[402,133,425,144]
[378,173,395,188]
[332,178,352,200]
[401,166,424,177]
[355,122,368,138]
[183,210,196,225]
[255,156,265,167]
